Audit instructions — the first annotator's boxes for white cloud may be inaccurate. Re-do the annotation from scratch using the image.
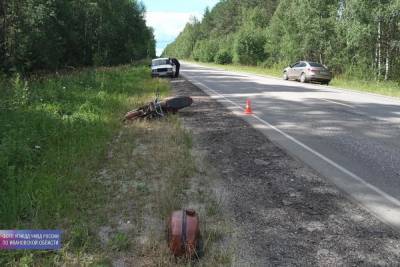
[145,11,202,56]
[146,11,200,38]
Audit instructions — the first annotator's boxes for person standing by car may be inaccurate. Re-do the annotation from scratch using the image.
[171,58,180,78]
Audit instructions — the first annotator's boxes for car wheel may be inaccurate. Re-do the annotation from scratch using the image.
[322,81,330,85]
[283,72,289,80]
[300,73,307,83]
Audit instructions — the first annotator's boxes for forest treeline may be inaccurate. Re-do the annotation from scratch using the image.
[163,0,400,81]
[0,0,155,73]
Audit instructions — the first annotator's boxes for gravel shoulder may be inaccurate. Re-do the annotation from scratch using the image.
[172,78,400,266]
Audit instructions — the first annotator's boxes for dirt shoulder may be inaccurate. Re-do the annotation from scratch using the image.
[91,106,231,266]
[172,78,400,266]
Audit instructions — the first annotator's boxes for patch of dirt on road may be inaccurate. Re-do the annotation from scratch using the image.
[172,78,400,266]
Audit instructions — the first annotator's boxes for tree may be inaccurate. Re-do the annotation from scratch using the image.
[0,0,156,73]
[0,1,5,70]
[165,0,400,82]
[192,39,219,62]
[234,27,266,65]
[164,0,278,63]
[163,18,201,59]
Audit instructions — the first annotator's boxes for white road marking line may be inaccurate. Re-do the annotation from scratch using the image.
[182,74,400,209]
[322,98,354,108]
[182,62,400,104]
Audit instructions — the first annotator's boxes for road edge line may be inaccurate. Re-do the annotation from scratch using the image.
[181,72,400,230]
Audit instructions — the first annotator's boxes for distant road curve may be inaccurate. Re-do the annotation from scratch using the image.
[181,62,400,230]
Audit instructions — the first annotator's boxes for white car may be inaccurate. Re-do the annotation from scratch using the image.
[151,58,176,78]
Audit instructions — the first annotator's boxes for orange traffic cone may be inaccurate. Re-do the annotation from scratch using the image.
[244,99,253,114]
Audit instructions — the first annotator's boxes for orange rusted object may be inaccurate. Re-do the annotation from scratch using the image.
[168,209,200,257]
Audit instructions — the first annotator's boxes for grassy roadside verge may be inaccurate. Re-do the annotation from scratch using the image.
[0,66,231,265]
[92,117,231,266]
[0,65,167,264]
[184,60,400,98]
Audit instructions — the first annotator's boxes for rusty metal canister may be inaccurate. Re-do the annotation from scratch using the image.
[167,209,200,257]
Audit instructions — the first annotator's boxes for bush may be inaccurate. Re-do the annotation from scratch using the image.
[214,50,233,65]
[234,28,266,65]
[192,39,219,62]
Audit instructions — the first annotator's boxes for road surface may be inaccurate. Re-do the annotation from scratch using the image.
[181,62,400,230]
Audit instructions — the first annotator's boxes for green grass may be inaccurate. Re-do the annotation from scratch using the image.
[82,114,231,266]
[109,232,130,251]
[330,77,400,97]
[185,60,400,98]
[0,65,170,264]
[0,65,232,266]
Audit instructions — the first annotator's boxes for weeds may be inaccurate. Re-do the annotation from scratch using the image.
[109,233,130,251]
[91,116,232,266]
[0,65,169,264]
[0,64,232,265]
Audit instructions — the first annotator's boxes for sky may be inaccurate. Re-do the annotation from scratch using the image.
[142,0,219,56]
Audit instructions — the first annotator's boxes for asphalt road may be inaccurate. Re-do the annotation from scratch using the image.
[180,62,400,230]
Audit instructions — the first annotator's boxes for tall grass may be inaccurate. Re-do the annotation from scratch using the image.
[0,64,232,265]
[330,76,400,98]
[0,65,168,261]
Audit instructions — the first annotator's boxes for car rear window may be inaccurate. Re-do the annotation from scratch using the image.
[309,62,324,68]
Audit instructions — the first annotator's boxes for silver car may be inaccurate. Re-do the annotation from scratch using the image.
[283,61,332,85]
